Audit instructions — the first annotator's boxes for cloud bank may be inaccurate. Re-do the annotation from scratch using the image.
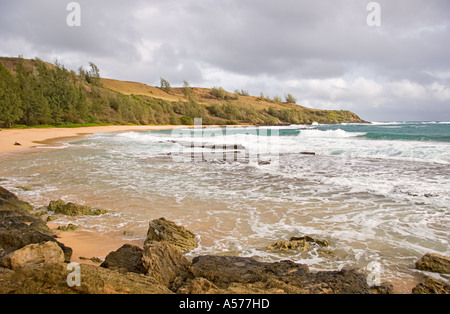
[1,0,449,121]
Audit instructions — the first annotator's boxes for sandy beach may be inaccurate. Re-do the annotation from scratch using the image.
[0,125,179,266]
[47,223,143,265]
[0,125,179,154]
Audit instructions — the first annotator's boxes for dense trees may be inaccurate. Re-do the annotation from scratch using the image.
[0,63,22,126]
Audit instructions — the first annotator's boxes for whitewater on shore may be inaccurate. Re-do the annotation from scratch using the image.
[0,121,449,293]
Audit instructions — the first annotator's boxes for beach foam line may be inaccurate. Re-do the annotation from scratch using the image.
[298,129,367,138]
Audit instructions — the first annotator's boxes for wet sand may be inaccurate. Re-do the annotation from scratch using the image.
[48,223,143,265]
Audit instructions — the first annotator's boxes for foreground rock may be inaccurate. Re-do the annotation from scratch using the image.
[0,188,72,262]
[101,241,190,291]
[415,253,450,274]
[412,276,450,294]
[412,253,450,294]
[0,187,33,212]
[2,241,65,270]
[0,262,171,294]
[187,255,371,294]
[145,217,197,252]
[48,200,108,216]
[101,244,375,294]
[142,241,190,290]
[100,244,146,274]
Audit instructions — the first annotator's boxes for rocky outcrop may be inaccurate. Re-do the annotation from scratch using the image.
[267,235,331,252]
[142,241,190,290]
[188,255,309,288]
[4,187,441,295]
[187,255,370,294]
[267,239,310,251]
[412,253,450,294]
[290,235,331,247]
[48,200,108,216]
[144,217,197,252]
[412,276,450,294]
[57,224,79,232]
[101,241,190,291]
[2,241,65,270]
[0,262,171,294]
[177,277,219,294]
[0,186,33,212]
[0,188,72,262]
[415,253,450,274]
[100,244,146,274]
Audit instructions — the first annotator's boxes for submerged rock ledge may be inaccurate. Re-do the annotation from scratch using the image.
[0,187,448,294]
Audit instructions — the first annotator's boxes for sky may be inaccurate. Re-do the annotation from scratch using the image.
[1,0,449,122]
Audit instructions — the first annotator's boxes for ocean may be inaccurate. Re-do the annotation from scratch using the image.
[1,121,449,292]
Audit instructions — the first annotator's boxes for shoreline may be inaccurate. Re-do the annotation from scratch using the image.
[0,124,251,155]
[0,125,180,154]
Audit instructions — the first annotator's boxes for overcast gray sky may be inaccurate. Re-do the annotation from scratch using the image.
[1,0,449,121]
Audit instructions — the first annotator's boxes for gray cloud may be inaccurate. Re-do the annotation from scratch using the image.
[0,0,449,121]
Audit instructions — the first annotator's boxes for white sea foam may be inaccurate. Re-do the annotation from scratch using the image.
[298,129,367,138]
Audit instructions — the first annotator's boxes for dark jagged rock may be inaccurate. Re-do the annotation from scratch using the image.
[142,241,190,291]
[145,217,197,252]
[189,255,308,289]
[290,235,331,247]
[415,253,450,274]
[267,235,331,252]
[0,211,72,262]
[100,244,146,274]
[177,277,218,294]
[300,152,316,156]
[412,276,450,294]
[0,188,72,262]
[303,268,370,294]
[370,282,395,294]
[267,239,310,252]
[0,262,171,294]
[0,186,33,212]
[48,199,108,216]
[57,224,79,232]
[188,255,371,294]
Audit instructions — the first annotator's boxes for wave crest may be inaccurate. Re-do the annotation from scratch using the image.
[299,129,367,138]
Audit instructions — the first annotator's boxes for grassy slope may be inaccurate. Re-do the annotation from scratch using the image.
[102,78,365,124]
[1,57,365,125]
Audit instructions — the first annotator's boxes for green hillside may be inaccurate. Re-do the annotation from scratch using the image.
[0,57,365,128]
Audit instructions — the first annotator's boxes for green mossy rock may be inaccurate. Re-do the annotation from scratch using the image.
[48,200,108,216]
